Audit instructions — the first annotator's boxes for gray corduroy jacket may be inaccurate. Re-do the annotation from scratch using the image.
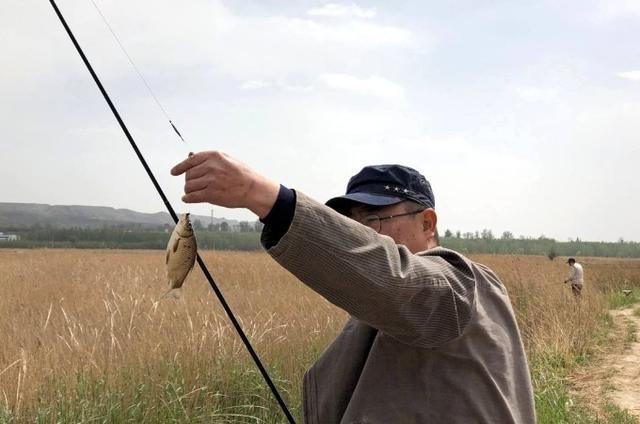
[267,193,536,424]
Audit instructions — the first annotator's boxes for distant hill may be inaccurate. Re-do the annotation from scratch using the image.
[0,202,238,229]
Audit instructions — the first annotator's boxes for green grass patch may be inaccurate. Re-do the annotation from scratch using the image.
[609,289,640,309]
[532,287,640,424]
[602,403,640,424]
[4,360,299,423]
[0,408,13,424]
[532,349,640,423]
[531,351,596,423]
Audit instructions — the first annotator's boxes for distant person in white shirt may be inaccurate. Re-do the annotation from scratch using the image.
[564,257,584,296]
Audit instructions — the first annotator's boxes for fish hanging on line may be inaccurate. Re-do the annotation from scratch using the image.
[158,213,197,301]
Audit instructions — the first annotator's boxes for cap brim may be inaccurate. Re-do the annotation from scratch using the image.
[326,192,404,214]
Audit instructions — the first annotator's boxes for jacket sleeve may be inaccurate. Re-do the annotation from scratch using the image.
[267,192,476,348]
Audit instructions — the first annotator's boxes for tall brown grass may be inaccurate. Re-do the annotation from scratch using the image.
[1,249,639,422]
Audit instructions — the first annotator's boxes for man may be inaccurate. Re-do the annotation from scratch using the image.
[171,151,536,424]
[564,257,584,297]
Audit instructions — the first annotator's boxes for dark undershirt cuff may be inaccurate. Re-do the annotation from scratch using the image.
[260,185,296,249]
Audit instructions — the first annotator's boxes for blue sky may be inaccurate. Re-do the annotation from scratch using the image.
[1,0,639,241]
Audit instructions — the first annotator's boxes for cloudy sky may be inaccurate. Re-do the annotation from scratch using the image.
[1,0,639,241]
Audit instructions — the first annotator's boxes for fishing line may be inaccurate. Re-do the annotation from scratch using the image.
[47,1,296,422]
[89,0,185,143]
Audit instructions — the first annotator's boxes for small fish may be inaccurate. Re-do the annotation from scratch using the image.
[159,213,197,300]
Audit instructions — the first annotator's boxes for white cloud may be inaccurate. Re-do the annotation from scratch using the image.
[307,3,377,19]
[240,79,315,92]
[6,1,419,88]
[291,19,412,46]
[240,80,271,90]
[279,82,315,93]
[588,0,640,22]
[242,73,403,99]
[513,85,559,102]
[94,4,418,82]
[617,70,640,81]
[319,73,405,100]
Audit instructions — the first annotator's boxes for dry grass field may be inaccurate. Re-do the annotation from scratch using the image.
[1,249,640,423]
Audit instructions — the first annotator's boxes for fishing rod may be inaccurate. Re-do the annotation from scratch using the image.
[47,1,295,422]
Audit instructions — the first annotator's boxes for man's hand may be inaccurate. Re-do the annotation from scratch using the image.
[170,151,280,220]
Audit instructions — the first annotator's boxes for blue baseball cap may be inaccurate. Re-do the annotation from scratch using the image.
[326,164,435,214]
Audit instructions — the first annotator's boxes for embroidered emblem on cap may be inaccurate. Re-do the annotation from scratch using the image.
[383,185,413,195]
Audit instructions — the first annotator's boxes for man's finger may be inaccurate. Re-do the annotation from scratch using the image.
[182,189,209,204]
[171,152,207,176]
[184,176,209,194]
[185,163,210,181]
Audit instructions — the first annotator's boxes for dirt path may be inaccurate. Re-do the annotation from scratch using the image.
[573,307,640,417]
[606,308,640,416]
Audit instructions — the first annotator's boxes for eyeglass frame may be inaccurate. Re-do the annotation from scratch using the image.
[358,208,426,233]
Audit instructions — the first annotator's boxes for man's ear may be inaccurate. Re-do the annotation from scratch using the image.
[422,209,437,235]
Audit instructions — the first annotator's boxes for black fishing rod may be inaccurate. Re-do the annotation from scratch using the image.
[47,1,295,422]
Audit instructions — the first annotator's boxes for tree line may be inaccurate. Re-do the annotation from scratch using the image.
[440,229,640,258]
[0,222,264,251]
[1,224,639,258]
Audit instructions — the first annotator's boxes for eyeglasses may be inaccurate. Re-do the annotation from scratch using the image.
[358,209,426,233]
